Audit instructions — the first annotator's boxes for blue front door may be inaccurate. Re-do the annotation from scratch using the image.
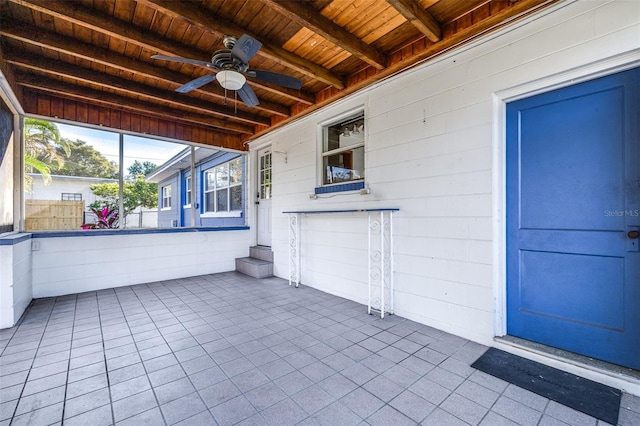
[506,68,640,370]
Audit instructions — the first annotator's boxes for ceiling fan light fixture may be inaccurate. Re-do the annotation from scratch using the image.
[217,70,246,90]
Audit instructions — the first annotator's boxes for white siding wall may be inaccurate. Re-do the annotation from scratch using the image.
[0,238,32,328]
[31,230,250,298]
[251,0,640,345]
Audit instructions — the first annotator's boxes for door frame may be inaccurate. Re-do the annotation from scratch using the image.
[491,53,640,392]
[249,140,273,247]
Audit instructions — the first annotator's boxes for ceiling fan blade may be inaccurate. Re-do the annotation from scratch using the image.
[231,34,262,64]
[175,74,217,93]
[237,83,259,107]
[250,69,303,90]
[151,54,214,69]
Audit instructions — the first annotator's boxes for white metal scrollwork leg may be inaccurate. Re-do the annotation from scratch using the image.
[288,213,300,287]
[368,211,394,318]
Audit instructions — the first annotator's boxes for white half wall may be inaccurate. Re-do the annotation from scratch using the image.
[31,229,250,298]
[0,237,32,328]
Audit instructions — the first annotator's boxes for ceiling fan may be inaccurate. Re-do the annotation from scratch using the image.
[151,34,302,107]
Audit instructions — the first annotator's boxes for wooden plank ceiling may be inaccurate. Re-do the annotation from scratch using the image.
[0,0,556,150]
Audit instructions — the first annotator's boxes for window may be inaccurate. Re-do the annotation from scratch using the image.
[61,193,82,201]
[184,176,192,207]
[204,157,242,214]
[321,112,365,186]
[162,185,172,209]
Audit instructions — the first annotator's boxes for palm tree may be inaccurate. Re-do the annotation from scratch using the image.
[23,118,69,191]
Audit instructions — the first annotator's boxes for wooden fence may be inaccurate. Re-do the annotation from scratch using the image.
[25,200,84,231]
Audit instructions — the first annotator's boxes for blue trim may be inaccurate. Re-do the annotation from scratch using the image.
[0,234,32,245]
[31,226,249,238]
[315,181,365,194]
[283,208,399,214]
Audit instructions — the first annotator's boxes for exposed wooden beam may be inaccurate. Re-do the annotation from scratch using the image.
[9,0,315,106]
[0,20,291,117]
[15,72,255,134]
[4,49,270,127]
[136,0,346,90]
[264,0,387,70]
[386,0,441,42]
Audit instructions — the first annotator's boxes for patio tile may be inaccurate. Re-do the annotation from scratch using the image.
[441,392,489,425]
[421,407,470,426]
[63,387,111,419]
[367,405,416,426]
[311,400,361,426]
[115,406,164,426]
[492,395,544,426]
[544,400,597,426]
[409,376,451,406]
[188,365,227,390]
[390,389,436,423]
[1,273,631,426]
[503,383,549,411]
[147,363,186,387]
[66,372,108,399]
[13,386,65,419]
[63,403,113,426]
[173,410,217,426]
[112,388,158,422]
[244,382,288,411]
[274,370,314,396]
[425,366,466,391]
[180,354,216,375]
[174,345,207,363]
[109,374,151,401]
[210,395,257,426]
[339,388,384,419]
[455,379,500,409]
[10,401,63,426]
[108,362,146,385]
[260,397,308,426]
[231,367,270,392]
[68,360,106,383]
[299,361,336,383]
[220,356,255,377]
[341,362,378,386]
[0,383,23,404]
[21,372,67,396]
[198,379,242,408]
[480,411,521,426]
[292,385,336,414]
[362,374,405,402]
[160,392,207,425]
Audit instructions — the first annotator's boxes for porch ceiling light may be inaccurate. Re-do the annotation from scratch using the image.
[217,70,246,90]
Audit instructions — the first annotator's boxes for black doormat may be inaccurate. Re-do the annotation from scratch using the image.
[471,348,622,424]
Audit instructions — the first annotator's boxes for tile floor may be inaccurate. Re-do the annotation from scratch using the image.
[0,272,638,426]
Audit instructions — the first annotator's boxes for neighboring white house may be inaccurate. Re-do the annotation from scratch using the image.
[26,173,158,228]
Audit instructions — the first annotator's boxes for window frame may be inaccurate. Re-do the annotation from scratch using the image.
[161,185,172,210]
[184,175,192,208]
[61,193,82,201]
[202,157,243,217]
[317,108,366,192]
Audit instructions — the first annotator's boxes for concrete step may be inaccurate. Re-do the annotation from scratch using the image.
[249,246,273,262]
[235,256,273,279]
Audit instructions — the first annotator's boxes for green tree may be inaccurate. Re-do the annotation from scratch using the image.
[24,118,70,189]
[127,160,157,179]
[52,138,119,179]
[89,175,158,217]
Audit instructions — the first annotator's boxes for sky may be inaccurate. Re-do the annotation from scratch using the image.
[56,123,185,172]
